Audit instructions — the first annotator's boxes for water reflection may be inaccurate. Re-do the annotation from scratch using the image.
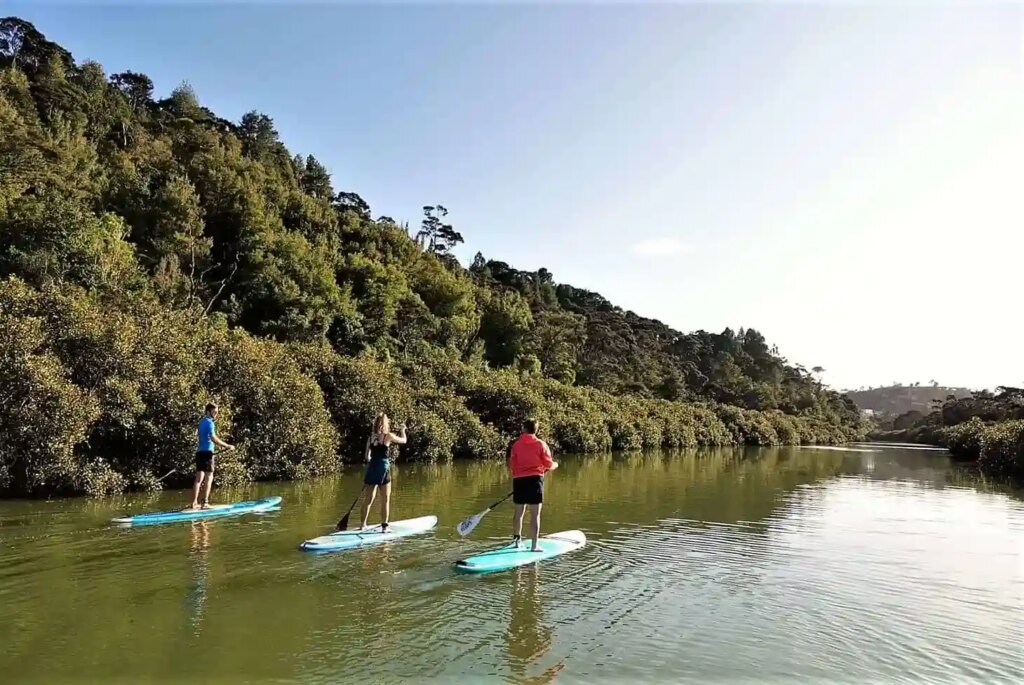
[505,568,564,684]
[188,521,210,633]
[340,542,402,643]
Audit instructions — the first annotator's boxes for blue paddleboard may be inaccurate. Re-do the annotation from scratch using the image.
[300,515,437,552]
[112,496,282,526]
[454,530,586,574]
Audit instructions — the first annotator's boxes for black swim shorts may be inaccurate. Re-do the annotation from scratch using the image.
[195,450,215,473]
[512,475,544,505]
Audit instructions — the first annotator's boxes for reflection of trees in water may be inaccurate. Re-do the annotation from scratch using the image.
[188,521,210,634]
[409,461,512,517]
[545,448,861,600]
[676,446,979,597]
[849,448,958,486]
[282,445,867,544]
[505,568,565,684]
[946,467,1024,500]
[562,447,849,527]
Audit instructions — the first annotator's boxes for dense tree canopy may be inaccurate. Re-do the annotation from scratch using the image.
[0,19,864,495]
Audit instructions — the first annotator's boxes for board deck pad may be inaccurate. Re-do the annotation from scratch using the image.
[454,530,586,574]
[112,496,282,526]
[299,515,438,552]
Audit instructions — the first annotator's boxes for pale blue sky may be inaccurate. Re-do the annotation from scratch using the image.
[8,2,1022,390]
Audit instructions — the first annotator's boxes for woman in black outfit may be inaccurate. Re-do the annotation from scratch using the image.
[358,413,407,531]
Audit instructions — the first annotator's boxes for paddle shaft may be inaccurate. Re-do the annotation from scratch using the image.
[484,491,514,512]
[482,469,552,514]
[156,449,227,482]
[336,493,362,530]
[458,465,553,536]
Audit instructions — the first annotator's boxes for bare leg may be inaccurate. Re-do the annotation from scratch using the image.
[379,482,391,529]
[200,468,214,508]
[359,485,377,529]
[530,503,543,551]
[190,472,204,509]
[512,504,526,543]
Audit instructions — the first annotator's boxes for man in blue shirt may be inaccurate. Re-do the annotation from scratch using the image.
[190,403,235,510]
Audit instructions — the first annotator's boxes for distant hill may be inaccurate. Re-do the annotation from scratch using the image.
[845,385,974,416]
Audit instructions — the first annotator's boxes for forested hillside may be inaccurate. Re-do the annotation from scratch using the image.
[0,18,862,496]
[847,384,974,417]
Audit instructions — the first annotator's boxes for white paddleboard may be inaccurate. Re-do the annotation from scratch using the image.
[299,515,437,552]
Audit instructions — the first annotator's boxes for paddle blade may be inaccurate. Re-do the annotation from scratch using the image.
[336,513,350,531]
[456,510,487,537]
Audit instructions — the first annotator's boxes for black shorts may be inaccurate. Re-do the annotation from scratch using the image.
[195,451,215,473]
[512,475,544,505]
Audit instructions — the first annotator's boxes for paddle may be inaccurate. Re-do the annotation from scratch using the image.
[335,493,362,531]
[155,468,177,483]
[457,491,514,537]
[155,449,228,483]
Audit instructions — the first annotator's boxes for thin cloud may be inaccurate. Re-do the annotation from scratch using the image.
[630,237,692,258]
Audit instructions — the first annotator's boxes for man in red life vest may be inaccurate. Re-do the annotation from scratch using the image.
[507,418,559,551]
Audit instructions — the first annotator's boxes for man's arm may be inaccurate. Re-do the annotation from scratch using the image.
[541,441,557,471]
[212,433,235,451]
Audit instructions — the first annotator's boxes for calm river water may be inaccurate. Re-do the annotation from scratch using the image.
[1,445,1021,683]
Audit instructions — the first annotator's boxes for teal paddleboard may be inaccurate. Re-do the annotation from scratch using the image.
[455,530,586,574]
[300,515,437,552]
[112,496,282,526]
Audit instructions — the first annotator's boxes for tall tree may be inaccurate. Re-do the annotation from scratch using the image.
[110,71,153,112]
[0,17,72,73]
[237,111,279,158]
[333,191,370,219]
[417,205,464,256]
[298,154,332,199]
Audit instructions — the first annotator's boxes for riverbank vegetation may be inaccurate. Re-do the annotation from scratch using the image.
[871,387,1024,484]
[0,18,862,496]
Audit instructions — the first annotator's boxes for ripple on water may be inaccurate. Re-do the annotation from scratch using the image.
[523,479,1023,684]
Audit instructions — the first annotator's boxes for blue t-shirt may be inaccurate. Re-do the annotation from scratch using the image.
[197,416,216,452]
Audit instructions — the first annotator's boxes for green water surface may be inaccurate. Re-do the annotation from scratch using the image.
[1,446,1021,683]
